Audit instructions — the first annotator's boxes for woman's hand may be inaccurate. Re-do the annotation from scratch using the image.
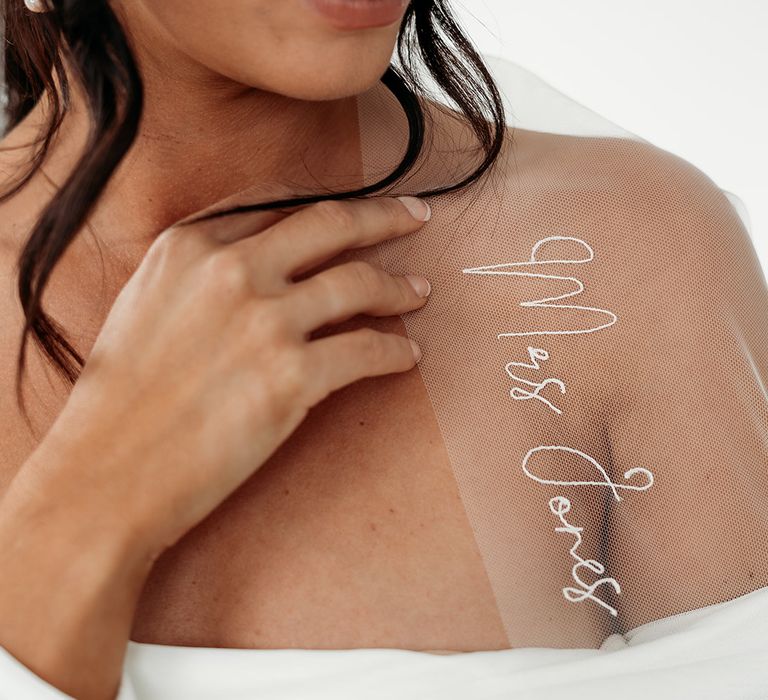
[0,194,431,700]
[44,194,432,556]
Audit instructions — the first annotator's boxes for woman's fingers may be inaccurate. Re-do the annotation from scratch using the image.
[279,260,431,334]
[302,327,421,405]
[231,195,431,281]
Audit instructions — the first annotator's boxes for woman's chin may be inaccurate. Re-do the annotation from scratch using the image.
[259,58,394,101]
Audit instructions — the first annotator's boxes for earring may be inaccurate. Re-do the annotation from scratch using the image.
[24,0,51,12]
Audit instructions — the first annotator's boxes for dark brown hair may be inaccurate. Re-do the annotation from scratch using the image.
[1,0,506,427]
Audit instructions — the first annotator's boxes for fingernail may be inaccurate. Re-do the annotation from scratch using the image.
[409,339,422,362]
[397,196,431,221]
[405,274,431,297]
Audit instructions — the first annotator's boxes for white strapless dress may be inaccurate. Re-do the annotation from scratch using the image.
[2,586,768,699]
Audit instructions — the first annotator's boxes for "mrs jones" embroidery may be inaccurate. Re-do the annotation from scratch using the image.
[462,236,654,618]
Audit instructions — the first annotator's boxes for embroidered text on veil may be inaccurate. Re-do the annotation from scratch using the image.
[462,236,654,618]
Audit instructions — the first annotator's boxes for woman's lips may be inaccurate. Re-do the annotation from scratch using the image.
[303,0,409,30]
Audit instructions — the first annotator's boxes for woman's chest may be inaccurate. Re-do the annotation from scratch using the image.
[129,312,511,651]
[1,236,612,652]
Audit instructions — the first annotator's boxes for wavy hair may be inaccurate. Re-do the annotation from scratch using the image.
[1,0,506,427]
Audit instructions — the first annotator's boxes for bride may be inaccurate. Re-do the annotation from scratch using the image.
[1,1,766,699]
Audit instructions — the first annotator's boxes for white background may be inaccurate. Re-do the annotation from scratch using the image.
[454,0,768,270]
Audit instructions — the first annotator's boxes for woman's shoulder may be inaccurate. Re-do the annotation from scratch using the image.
[453,125,760,300]
[403,122,767,408]
[502,126,744,233]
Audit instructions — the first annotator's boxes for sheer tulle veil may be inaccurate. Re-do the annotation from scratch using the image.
[355,50,768,649]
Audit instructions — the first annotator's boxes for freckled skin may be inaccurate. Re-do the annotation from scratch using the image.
[130,311,511,650]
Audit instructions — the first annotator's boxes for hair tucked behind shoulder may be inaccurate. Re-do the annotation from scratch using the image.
[0,0,506,425]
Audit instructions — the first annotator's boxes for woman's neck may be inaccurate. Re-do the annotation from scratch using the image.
[5,22,366,252]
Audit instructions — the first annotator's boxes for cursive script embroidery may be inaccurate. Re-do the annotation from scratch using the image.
[506,346,565,414]
[548,496,621,616]
[522,445,654,503]
[462,236,618,338]
[462,235,654,619]
[522,446,654,616]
